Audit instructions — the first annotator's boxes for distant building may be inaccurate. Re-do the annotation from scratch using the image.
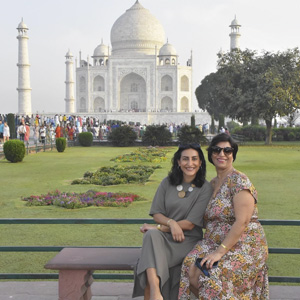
[70,0,194,124]
[229,15,241,51]
[17,19,32,116]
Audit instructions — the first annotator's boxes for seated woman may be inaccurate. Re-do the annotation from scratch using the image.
[178,133,269,300]
[132,144,213,300]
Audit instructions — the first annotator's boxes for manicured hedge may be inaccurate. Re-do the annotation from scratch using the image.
[142,125,172,146]
[3,140,25,163]
[177,125,207,145]
[232,125,300,141]
[107,125,137,147]
[56,137,66,152]
[78,132,93,147]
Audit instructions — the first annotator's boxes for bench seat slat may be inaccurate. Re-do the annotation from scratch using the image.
[44,247,141,271]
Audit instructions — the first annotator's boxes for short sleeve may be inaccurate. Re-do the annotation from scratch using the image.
[230,171,257,202]
[185,181,213,227]
[149,177,168,216]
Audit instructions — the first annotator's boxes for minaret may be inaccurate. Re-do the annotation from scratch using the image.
[17,19,32,115]
[65,50,75,113]
[229,16,241,51]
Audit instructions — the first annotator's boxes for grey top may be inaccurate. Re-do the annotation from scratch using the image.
[150,177,212,238]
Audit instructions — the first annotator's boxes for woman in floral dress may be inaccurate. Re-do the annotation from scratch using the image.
[178,133,269,300]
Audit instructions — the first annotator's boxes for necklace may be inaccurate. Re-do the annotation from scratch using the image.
[176,184,195,198]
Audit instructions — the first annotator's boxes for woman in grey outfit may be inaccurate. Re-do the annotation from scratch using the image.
[132,144,213,300]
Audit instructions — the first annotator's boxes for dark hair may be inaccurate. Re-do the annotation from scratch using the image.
[168,143,206,187]
[207,133,238,165]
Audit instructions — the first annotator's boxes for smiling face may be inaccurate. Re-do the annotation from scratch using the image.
[178,148,202,183]
[211,141,234,171]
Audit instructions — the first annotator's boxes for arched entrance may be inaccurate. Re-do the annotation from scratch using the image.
[161,96,173,111]
[180,97,189,112]
[94,97,105,112]
[79,97,86,112]
[119,73,146,112]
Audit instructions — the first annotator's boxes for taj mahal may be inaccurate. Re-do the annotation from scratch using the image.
[17,0,241,125]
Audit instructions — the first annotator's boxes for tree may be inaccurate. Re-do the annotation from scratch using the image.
[249,49,300,143]
[197,48,300,144]
[195,71,230,123]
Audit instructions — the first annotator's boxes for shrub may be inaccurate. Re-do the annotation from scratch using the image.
[191,114,196,128]
[288,132,296,141]
[107,125,137,146]
[7,113,16,139]
[56,137,66,152]
[142,125,172,146]
[78,132,93,147]
[232,125,266,141]
[22,190,145,209]
[72,165,161,186]
[273,127,300,141]
[3,140,25,163]
[226,121,241,133]
[110,147,169,163]
[177,125,207,145]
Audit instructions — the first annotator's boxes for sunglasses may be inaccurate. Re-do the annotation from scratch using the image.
[211,146,234,156]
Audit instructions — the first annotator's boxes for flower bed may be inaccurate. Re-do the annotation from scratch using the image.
[110,147,169,163]
[22,190,144,209]
[72,165,161,186]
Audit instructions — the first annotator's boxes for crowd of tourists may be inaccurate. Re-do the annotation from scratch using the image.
[0,113,213,146]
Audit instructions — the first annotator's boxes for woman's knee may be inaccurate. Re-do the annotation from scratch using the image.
[143,229,162,241]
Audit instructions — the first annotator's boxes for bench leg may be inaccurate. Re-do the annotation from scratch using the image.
[58,269,93,300]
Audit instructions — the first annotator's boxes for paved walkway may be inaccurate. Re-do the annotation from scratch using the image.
[0,281,299,300]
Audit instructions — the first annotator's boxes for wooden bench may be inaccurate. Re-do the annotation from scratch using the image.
[45,247,141,300]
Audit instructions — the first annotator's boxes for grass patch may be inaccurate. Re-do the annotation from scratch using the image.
[0,144,300,282]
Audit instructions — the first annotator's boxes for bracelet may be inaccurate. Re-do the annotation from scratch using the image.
[157,224,161,231]
[221,243,228,250]
[167,219,173,227]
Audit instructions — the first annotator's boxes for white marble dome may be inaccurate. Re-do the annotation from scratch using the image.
[230,17,240,27]
[110,0,165,55]
[17,19,28,30]
[65,49,73,57]
[93,42,109,57]
[159,42,177,56]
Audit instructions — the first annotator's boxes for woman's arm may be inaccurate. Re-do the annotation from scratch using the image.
[140,213,195,243]
[202,189,255,268]
[156,213,195,242]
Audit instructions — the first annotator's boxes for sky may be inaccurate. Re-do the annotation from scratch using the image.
[1,0,300,114]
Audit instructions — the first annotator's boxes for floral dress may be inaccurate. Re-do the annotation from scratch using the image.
[178,169,269,300]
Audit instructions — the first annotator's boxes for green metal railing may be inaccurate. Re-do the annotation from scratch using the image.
[0,218,299,283]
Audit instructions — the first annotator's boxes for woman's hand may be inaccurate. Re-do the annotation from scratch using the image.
[169,220,185,242]
[201,250,223,269]
[139,223,156,233]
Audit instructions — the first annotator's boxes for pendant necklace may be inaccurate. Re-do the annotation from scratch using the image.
[177,184,195,198]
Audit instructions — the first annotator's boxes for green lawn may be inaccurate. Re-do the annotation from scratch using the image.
[0,145,299,282]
